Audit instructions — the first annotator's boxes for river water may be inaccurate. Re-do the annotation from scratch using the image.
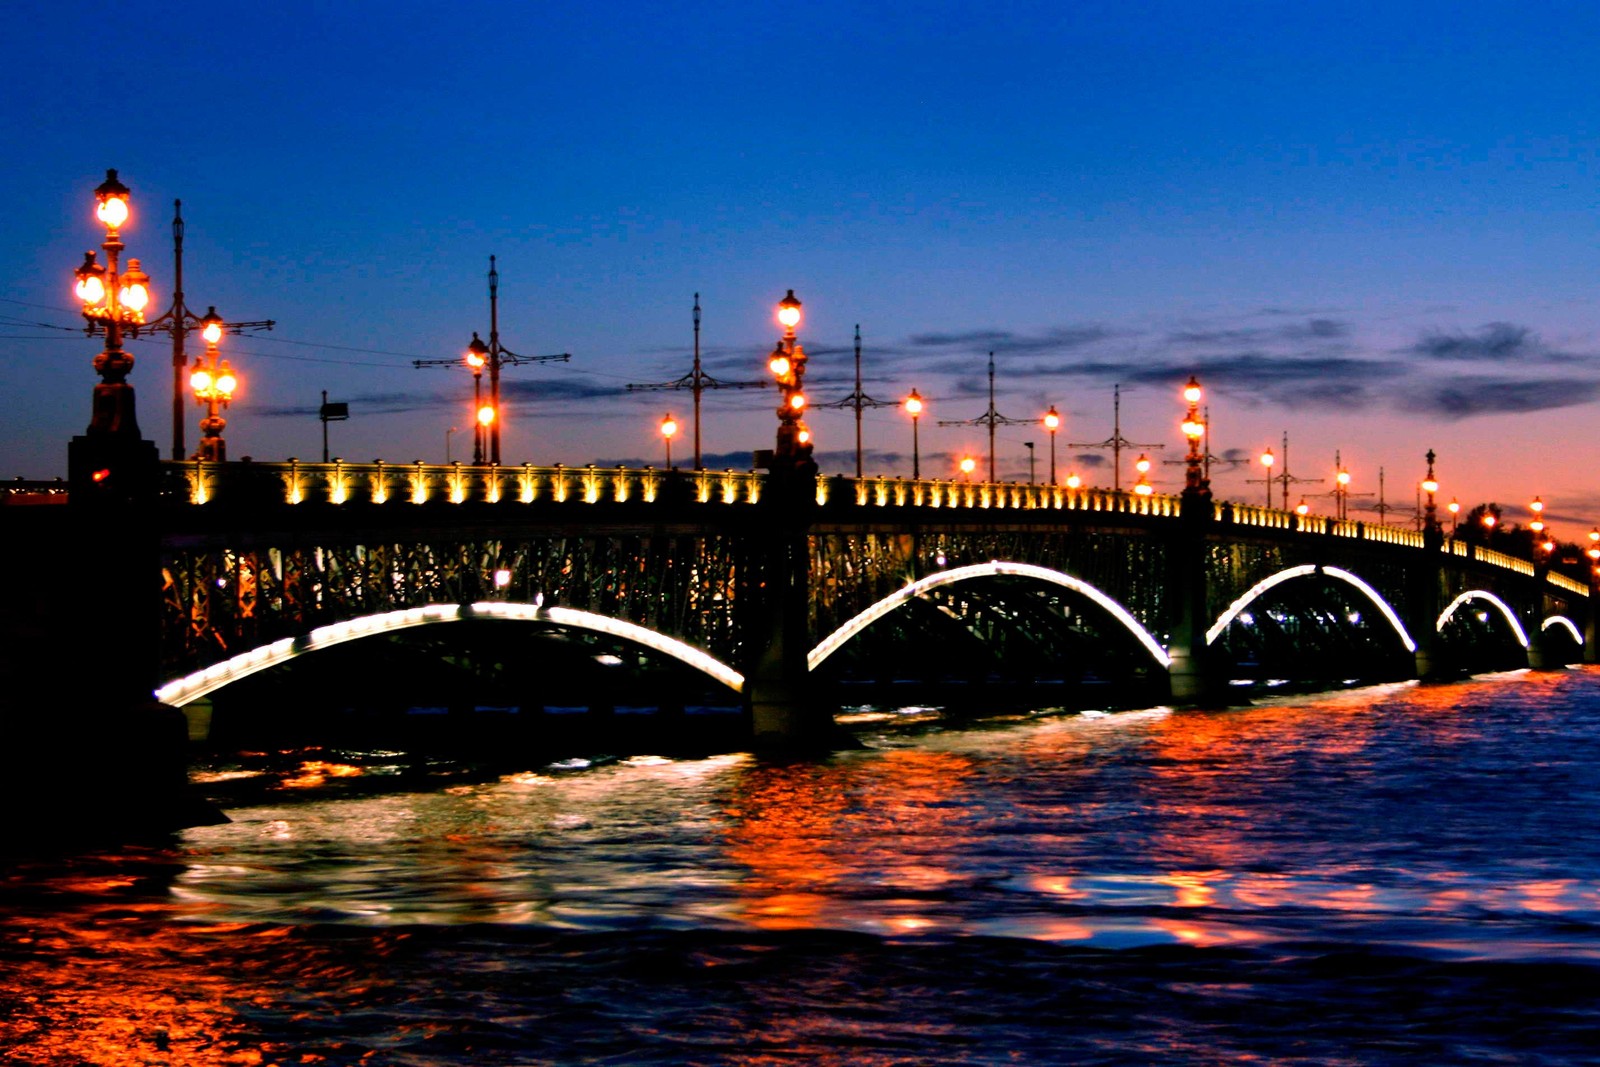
[4,669,1600,1064]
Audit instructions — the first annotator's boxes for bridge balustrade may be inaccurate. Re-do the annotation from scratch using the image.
[1469,544,1535,576]
[174,459,770,509]
[1549,571,1589,596]
[844,475,1181,516]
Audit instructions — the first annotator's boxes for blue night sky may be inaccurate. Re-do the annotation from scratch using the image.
[4,2,1598,530]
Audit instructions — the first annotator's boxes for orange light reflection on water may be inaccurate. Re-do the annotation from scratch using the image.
[720,749,979,932]
[0,862,409,1066]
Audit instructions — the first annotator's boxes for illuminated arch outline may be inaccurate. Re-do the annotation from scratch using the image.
[153,601,744,707]
[1436,590,1530,648]
[1542,615,1583,645]
[1205,564,1417,652]
[1440,588,1523,646]
[806,560,1171,672]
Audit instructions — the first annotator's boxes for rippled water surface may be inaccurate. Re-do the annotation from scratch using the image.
[5,670,1600,1064]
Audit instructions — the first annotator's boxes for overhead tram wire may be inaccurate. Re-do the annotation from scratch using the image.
[937,351,1034,483]
[816,325,891,479]
[412,257,576,463]
[627,294,768,469]
[1065,382,1165,492]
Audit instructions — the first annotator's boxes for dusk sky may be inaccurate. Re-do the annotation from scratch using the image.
[4,2,1598,534]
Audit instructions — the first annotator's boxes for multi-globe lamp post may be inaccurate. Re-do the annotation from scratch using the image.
[1421,450,1440,537]
[73,169,152,438]
[766,290,813,471]
[1179,376,1206,495]
[465,333,490,465]
[187,308,239,461]
[1132,453,1153,496]
[1529,497,1554,561]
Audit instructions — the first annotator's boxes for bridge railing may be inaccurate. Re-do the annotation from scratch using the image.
[171,459,767,508]
[841,475,1182,517]
[1549,570,1590,596]
[159,460,1581,594]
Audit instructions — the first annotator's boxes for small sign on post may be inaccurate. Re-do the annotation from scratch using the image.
[319,391,349,462]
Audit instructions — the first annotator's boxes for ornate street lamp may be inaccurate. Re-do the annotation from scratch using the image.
[660,412,678,469]
[903,389,924,479]
[959,455,976,482]
[1259,448,1275,508]
[1043,405,1061,485]
[1335,466,1352,520]
[1529,496,1545,534]
[465,332,489,464]
[188,308,238,461]
[767,289,813,472]
[73,169,151,438]
[1421,450,1439,535]
[1065,472,1082,490]
[1295,498,1310,517]
[1179,376,1206,494]
[1448,497,1460,533]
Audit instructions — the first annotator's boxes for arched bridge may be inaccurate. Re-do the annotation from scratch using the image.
[137,459,1593,739]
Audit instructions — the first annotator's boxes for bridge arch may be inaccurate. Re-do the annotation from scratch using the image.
[1205,564,1417,652]
[154,601,745,707]
[1437,590,1530,648]
[1542,615,1583,645]
[807,560,1171,672]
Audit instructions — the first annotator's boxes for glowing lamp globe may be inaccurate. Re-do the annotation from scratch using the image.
[94,169,131,229]
[776,290,802,331]
[118,259,151,314]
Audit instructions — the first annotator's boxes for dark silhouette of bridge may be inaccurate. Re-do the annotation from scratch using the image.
[103,457,1583,737]
[5,427,1591,838]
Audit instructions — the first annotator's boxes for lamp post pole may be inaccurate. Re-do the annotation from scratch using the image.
[749,290,828,748]
[903,389,923,479]
[661,413,678,469]
[1170,375,1214,704]
[1044,405,1060,485]
[59,171,194,831]
[766,290,814,472]
[188,308,238,461]
[72,169,149,439]
[466,334,488,464]
[1180,376,1206,495]
[1421,450,1440,536]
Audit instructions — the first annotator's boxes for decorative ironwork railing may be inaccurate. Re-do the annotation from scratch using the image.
[153,460,1578,593]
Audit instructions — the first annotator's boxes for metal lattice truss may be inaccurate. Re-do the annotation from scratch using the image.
[809,526,1172,642]
[162,532,763,675]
